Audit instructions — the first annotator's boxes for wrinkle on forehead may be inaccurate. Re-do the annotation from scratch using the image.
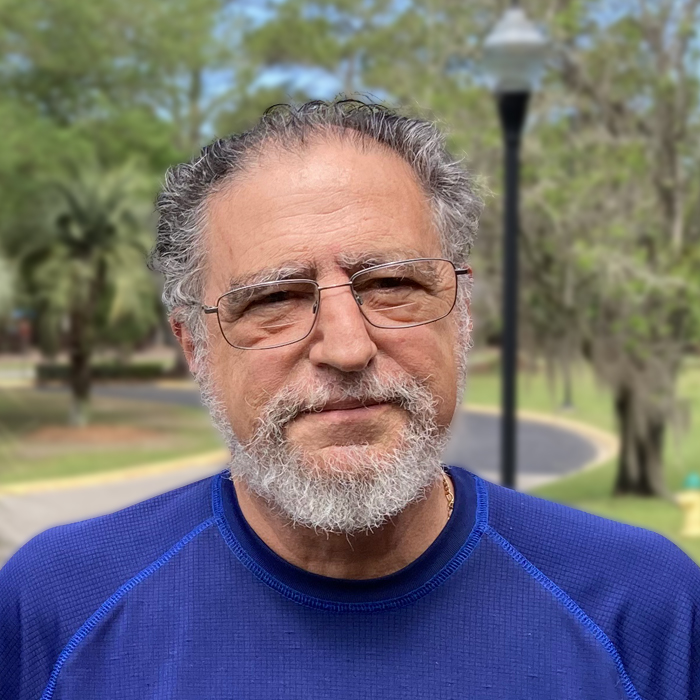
[209,130,430,217]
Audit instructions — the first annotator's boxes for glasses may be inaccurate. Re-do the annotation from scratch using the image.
[202,258,471,350]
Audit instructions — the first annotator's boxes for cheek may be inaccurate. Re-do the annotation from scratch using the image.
[381,321,459,424]
[208,342,298,440]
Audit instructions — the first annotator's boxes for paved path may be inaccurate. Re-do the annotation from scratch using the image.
[0,384,613,564]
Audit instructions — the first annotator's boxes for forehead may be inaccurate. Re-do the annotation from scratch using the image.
[204,138,442,290]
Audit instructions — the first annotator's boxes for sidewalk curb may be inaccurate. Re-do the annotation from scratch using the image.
[0,450,229,496]
[464,404,619,474]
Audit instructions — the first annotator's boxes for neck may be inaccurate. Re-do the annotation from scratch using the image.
[233,474,453,579]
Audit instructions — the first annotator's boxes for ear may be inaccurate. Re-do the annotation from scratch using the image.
[170,318,199,375]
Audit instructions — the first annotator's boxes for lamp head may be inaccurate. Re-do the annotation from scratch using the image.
[484,7,548,93]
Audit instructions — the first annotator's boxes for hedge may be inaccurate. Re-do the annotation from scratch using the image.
[36,362,169,383]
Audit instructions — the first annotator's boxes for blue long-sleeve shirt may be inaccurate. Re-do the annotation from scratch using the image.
[1,466,699,699]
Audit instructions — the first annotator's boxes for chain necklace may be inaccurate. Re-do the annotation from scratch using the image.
[442,471,454,519]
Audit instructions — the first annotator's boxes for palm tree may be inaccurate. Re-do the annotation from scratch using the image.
[21,161,156,425]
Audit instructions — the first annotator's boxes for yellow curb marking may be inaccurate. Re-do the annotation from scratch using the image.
[0,449,229,496]
[0,379,33,389]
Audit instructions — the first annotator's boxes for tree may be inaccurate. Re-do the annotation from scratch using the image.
[522,0,700,495]
[0,0,256,376]
[19,162,156,425]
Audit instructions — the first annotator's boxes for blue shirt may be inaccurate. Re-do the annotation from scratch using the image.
[1,467,699,699]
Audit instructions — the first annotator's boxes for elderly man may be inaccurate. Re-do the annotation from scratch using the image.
[1,100,698,700]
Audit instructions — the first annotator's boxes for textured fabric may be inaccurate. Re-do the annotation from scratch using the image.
[1,467,698,700]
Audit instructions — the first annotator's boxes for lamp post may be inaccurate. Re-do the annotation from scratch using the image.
[484,4,547,490]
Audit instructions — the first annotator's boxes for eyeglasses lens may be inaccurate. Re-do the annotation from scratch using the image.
[217,281,318,349]
[351,259,456,329]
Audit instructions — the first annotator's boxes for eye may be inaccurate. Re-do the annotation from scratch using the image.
[219,291,290,320]
[358,275,423,292]
[377,276,418,288]
[249,290,293,306]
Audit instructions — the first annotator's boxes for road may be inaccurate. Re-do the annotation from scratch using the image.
[0,384,607,564]
[92,384,601,487]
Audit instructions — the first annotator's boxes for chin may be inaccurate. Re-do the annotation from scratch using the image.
[292,430,409,467]
[284,445,395,484]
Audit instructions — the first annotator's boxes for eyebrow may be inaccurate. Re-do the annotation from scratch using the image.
[336,249,426,274]
[226,260,317,289]
[225,249,427,291]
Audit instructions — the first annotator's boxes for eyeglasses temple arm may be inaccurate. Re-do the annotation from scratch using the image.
[202,306,218,314]
[455,267,472,277]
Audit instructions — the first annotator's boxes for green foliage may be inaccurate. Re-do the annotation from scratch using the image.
[18,161,158,352]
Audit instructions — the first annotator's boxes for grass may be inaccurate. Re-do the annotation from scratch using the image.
[465,361,615,430]
[464,358,700,563]
[0,387,224,486]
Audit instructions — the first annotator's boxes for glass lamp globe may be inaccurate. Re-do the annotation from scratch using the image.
[484,7,548,93]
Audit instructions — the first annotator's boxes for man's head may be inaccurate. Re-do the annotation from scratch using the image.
[150,100,483,534]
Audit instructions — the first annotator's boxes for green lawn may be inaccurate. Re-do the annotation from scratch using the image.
[0,387,224,485]
[464,359,700,563]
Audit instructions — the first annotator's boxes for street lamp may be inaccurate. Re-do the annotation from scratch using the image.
[484,4,547,489]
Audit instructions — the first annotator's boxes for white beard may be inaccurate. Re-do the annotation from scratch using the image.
[198,366,450,534]
[195,305,470,535]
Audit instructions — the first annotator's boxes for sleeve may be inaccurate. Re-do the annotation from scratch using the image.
[0,550,59,700]
[0,562,22,700]
[594,533,700,700]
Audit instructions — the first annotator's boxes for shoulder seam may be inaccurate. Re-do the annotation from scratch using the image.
[484,524,642,700]
[40,517,216,700]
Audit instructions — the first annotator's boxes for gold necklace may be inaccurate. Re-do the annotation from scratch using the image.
[442,471,454,519]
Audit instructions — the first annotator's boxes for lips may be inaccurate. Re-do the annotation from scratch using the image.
[315,399,384,412]
[294,400,390,423]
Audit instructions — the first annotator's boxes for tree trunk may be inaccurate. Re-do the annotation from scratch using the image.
[560,346,574,411]
[68,308,92,427]
[614,385,639,494]
[614,385,667,497]
[636,416,667,498]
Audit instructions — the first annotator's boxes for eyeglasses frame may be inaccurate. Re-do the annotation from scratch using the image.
[201,257,472,350]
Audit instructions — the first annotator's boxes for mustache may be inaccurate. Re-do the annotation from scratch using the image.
[252,369,436,434]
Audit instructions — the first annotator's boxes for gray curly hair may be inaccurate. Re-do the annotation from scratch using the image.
[149,99,483,345]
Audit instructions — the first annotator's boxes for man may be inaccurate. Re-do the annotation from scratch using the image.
[1,100,698,700]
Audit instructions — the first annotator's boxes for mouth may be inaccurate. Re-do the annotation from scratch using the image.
[295,400,393,424]
[310,399,385,413]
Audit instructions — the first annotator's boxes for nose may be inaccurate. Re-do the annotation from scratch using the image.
[307,284,377,372]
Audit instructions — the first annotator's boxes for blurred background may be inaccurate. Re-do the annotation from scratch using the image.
[1,0,699,564]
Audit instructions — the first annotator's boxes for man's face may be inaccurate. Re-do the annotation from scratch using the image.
[197,138,462,472]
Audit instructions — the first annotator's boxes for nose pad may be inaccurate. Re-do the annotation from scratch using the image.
[312,300,319,314]
[354,294,363,306]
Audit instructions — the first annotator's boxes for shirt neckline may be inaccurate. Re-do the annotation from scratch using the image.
[212,466,488,612]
